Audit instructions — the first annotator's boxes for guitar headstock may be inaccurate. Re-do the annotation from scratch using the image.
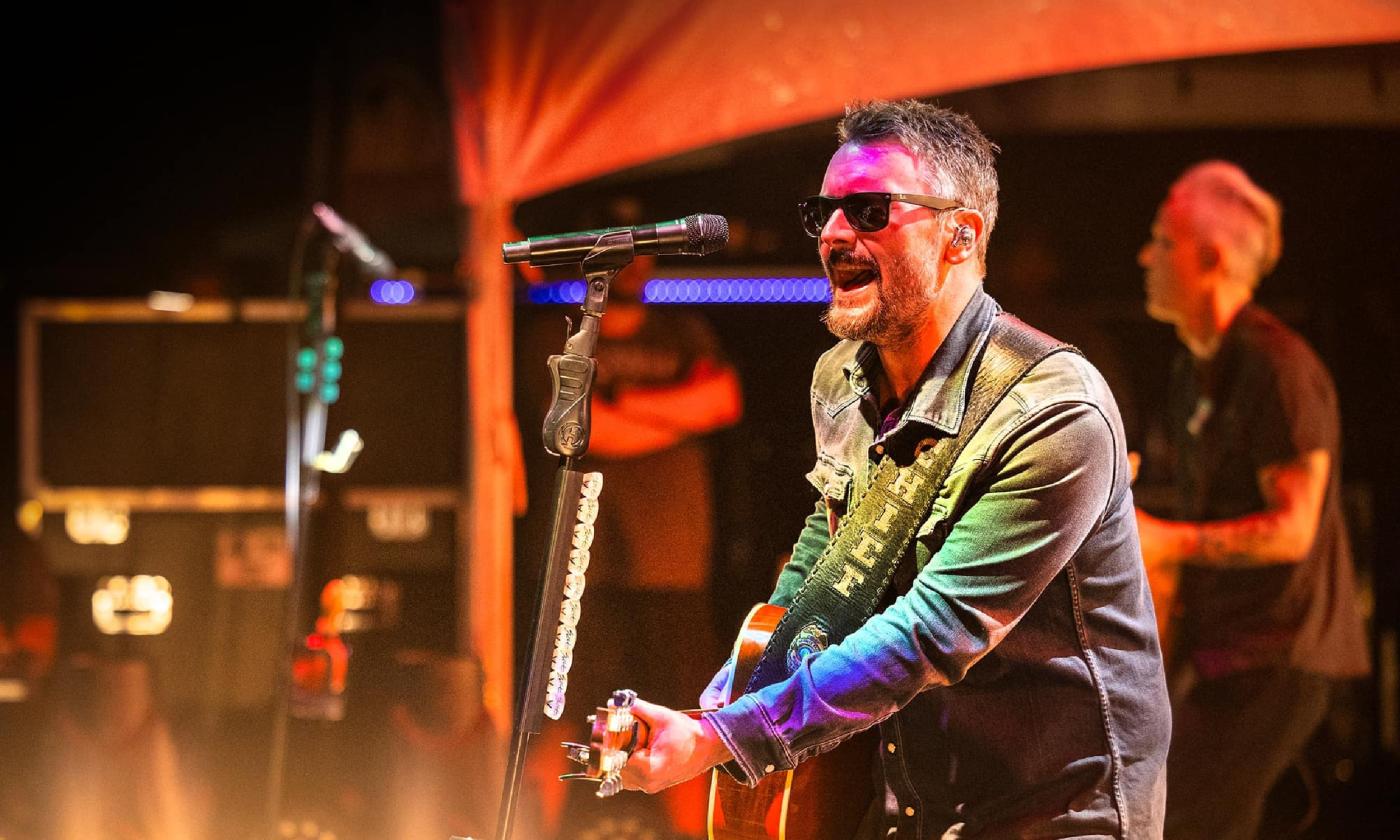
[560,688,648,798]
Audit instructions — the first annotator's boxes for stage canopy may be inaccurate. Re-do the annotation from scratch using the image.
[440,0,1400,727]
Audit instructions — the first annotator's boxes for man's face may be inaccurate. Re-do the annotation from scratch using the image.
[1138,195,1207,325]
[818,140,944,345]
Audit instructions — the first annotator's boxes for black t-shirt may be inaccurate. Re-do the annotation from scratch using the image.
[1169,304,1368,678]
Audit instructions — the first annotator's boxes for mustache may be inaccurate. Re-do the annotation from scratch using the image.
[823,249,878,274]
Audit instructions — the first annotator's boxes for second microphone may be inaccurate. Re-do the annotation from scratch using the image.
[502,213,728,267]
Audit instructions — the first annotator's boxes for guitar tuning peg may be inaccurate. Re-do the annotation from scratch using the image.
[609,688,639,708]
[561,741,592,765]
[585,714,596,724]
[597,776,624,798]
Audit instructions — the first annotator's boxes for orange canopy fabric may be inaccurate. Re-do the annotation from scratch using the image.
[441,0,1400,731]
[446,0,1400,203]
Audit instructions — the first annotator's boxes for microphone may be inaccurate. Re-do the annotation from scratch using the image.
[502,213,728,267]
[311,203,398,279]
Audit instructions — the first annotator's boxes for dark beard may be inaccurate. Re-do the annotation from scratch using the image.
[821,250,930,345]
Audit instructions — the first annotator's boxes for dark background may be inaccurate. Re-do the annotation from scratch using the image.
[3,6,1397,838]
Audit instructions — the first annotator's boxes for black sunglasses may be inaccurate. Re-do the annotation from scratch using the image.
[799,192,961,237]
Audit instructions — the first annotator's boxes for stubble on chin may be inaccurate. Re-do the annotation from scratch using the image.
[823,295,919,345]
[823,253,934,346]
[821,249,878,342]
[822,297,874,342]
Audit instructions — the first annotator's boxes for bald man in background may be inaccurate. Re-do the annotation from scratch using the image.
[1134,161,1369,840]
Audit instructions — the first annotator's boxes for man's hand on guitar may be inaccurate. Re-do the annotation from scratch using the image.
[699,658,734,709]
[618,698,733,794]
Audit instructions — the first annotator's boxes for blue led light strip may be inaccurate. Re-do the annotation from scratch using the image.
[369,279,417,305]
[524,277,830,305]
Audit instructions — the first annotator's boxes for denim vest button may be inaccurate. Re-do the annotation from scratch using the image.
[905,806,916,817]
[764,764,775,774]
[886,742,897,754]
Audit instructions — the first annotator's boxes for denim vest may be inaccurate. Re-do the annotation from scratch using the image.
[706,289,1170,838]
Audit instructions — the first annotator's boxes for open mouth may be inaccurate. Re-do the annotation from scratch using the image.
[831,267,878,294]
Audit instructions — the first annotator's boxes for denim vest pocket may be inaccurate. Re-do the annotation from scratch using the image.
[805,453,854,505]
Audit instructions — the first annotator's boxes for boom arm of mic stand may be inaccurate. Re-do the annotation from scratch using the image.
[494,255,626,840]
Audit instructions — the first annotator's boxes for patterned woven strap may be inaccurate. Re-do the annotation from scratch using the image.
[746,313,1071,692]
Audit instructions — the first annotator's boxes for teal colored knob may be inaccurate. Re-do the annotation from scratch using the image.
[297,347,317,371]
[324,336,344,360]
[320,382,340,404]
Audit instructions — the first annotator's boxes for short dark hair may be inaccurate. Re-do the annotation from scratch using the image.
[838,100,1000,263]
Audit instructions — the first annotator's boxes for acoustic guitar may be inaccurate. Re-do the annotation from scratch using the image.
[564,602,875,840]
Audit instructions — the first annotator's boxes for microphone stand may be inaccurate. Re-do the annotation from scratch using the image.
[485,241,634,840]
[266,239,342,838]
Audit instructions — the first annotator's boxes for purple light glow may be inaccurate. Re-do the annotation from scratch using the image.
[370,279,416,305]
[525,277,830,305]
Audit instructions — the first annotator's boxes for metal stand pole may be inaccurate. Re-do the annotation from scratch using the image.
[490,256,627,840]
[265,259,341,838]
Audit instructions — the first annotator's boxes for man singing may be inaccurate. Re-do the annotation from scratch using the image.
[617,100,1170,839]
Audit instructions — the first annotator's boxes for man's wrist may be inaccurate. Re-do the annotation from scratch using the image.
[699,714,734,770]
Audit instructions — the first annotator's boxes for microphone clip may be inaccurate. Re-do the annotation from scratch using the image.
[579,230,637,276]
[543,260,625,458]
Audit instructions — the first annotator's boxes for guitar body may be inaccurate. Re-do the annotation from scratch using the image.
[707,604,875,840]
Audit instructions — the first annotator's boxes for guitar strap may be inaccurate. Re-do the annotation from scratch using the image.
[745,313,1072,692]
